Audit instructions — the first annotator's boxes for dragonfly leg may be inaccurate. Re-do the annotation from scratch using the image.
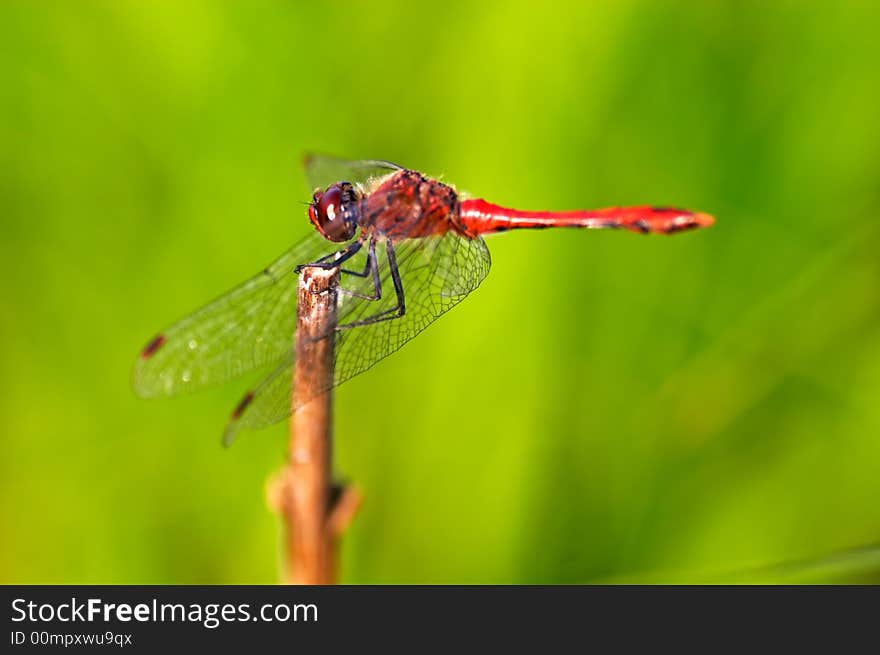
[337,238,383,301]
[335,238,374,278]
[297,239,374,296]
[296,239,363,273]
[336,240,406,330]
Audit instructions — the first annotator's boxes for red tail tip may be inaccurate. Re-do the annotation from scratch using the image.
[694,212,715,229]
[658,209,715,233]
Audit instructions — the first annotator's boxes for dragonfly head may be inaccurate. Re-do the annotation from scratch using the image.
[309,182,359,242]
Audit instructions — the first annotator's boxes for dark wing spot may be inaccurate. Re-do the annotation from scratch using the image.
[140,334,166,359]
[651,206,682,213]
[633,220,651,233]
[231,391,255,419]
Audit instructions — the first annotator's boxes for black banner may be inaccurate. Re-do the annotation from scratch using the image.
[2,586,876,650]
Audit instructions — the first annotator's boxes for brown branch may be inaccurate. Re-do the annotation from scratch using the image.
[327,483,363,538]
[280,265,361,584]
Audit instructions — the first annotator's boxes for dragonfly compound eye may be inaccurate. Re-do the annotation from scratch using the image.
[309,182,358,242]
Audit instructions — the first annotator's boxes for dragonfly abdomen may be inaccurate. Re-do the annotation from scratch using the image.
[458,199,714,235]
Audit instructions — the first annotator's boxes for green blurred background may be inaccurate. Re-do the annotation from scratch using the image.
[3,1,880,584]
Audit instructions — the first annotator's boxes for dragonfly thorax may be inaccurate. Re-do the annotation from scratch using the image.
[309,181,359,242]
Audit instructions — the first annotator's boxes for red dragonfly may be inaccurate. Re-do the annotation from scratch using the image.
[134,155,714,445]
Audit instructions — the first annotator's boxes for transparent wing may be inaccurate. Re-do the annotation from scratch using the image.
[221,232,491,445]
[303,152,403,192]
[221,355,294,447]
[135,152,398,397]
[132,230,334,398]
[334,233,491,387]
